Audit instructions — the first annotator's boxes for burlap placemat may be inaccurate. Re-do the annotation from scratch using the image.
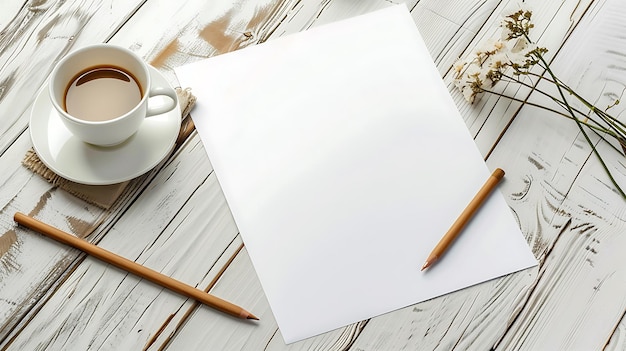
[23,87,196,210]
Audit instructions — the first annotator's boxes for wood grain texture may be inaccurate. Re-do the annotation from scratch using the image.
[2,0,626,349]
[0,0,297,346]
[0,0,149,155]
[0,131,108,342]
[0,0,296,348]
[0,2,166,337]
[3,136,233,350]
[447,0,594,156]
[115,0,300,84]
[487,0,626,349]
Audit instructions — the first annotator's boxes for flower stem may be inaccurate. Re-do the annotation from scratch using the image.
[480,87,625,155]
[529,40,626,199]
[498,74,624,142]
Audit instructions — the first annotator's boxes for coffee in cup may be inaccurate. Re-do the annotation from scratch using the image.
[49,44,177,146]
[64,65,143,122]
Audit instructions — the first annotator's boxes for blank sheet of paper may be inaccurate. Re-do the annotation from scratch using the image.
[175,5,537,344]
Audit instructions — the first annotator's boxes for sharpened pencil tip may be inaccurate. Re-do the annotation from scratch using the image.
[421,255,438,271]
[240,309,259,320]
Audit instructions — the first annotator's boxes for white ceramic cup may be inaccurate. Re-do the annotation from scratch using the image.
[49,44,177,146]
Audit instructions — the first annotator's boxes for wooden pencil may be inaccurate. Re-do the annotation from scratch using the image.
[421,168,505,271]
[13,212,258,320]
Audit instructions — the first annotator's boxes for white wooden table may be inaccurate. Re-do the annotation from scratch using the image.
[2,0,626,350]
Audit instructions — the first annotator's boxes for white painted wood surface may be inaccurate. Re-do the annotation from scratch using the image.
[1,0,625,350]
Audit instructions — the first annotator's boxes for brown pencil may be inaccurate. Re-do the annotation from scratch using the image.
[421,168,505,271]
[14,212,258,320]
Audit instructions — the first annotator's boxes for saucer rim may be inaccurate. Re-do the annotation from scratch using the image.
[29,66,181,185]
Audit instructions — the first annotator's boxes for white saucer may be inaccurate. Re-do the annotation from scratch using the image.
[30,66,181,185]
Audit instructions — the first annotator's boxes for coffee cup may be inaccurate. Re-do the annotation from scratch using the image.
[49,44,177,146]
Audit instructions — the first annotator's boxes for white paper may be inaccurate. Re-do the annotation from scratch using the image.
[175,5,537,344]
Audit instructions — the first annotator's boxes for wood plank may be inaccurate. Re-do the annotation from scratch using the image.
[444,0,595,156]
[349,270,539,350]
[159,1,539,349]
[345,0,621,349]
[0,0,150,155]
[487,0,626,348]
[3,0,624,350]
[161,245,369,351]
[3,0,410,350]
[347,0,626,348]
[146,1,403,348]
[0,5,165,339]
[160,1,580,349]
[606,311,626,350]
[0,129,110,342]
[3,137,236,349]
[0,0,301,348]
[112,0,299,84]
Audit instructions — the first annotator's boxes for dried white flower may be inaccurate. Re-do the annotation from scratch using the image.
[451,6,626,199]
[453,5,545,102]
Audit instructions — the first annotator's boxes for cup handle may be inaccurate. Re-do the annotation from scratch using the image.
[146,86,177,117]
